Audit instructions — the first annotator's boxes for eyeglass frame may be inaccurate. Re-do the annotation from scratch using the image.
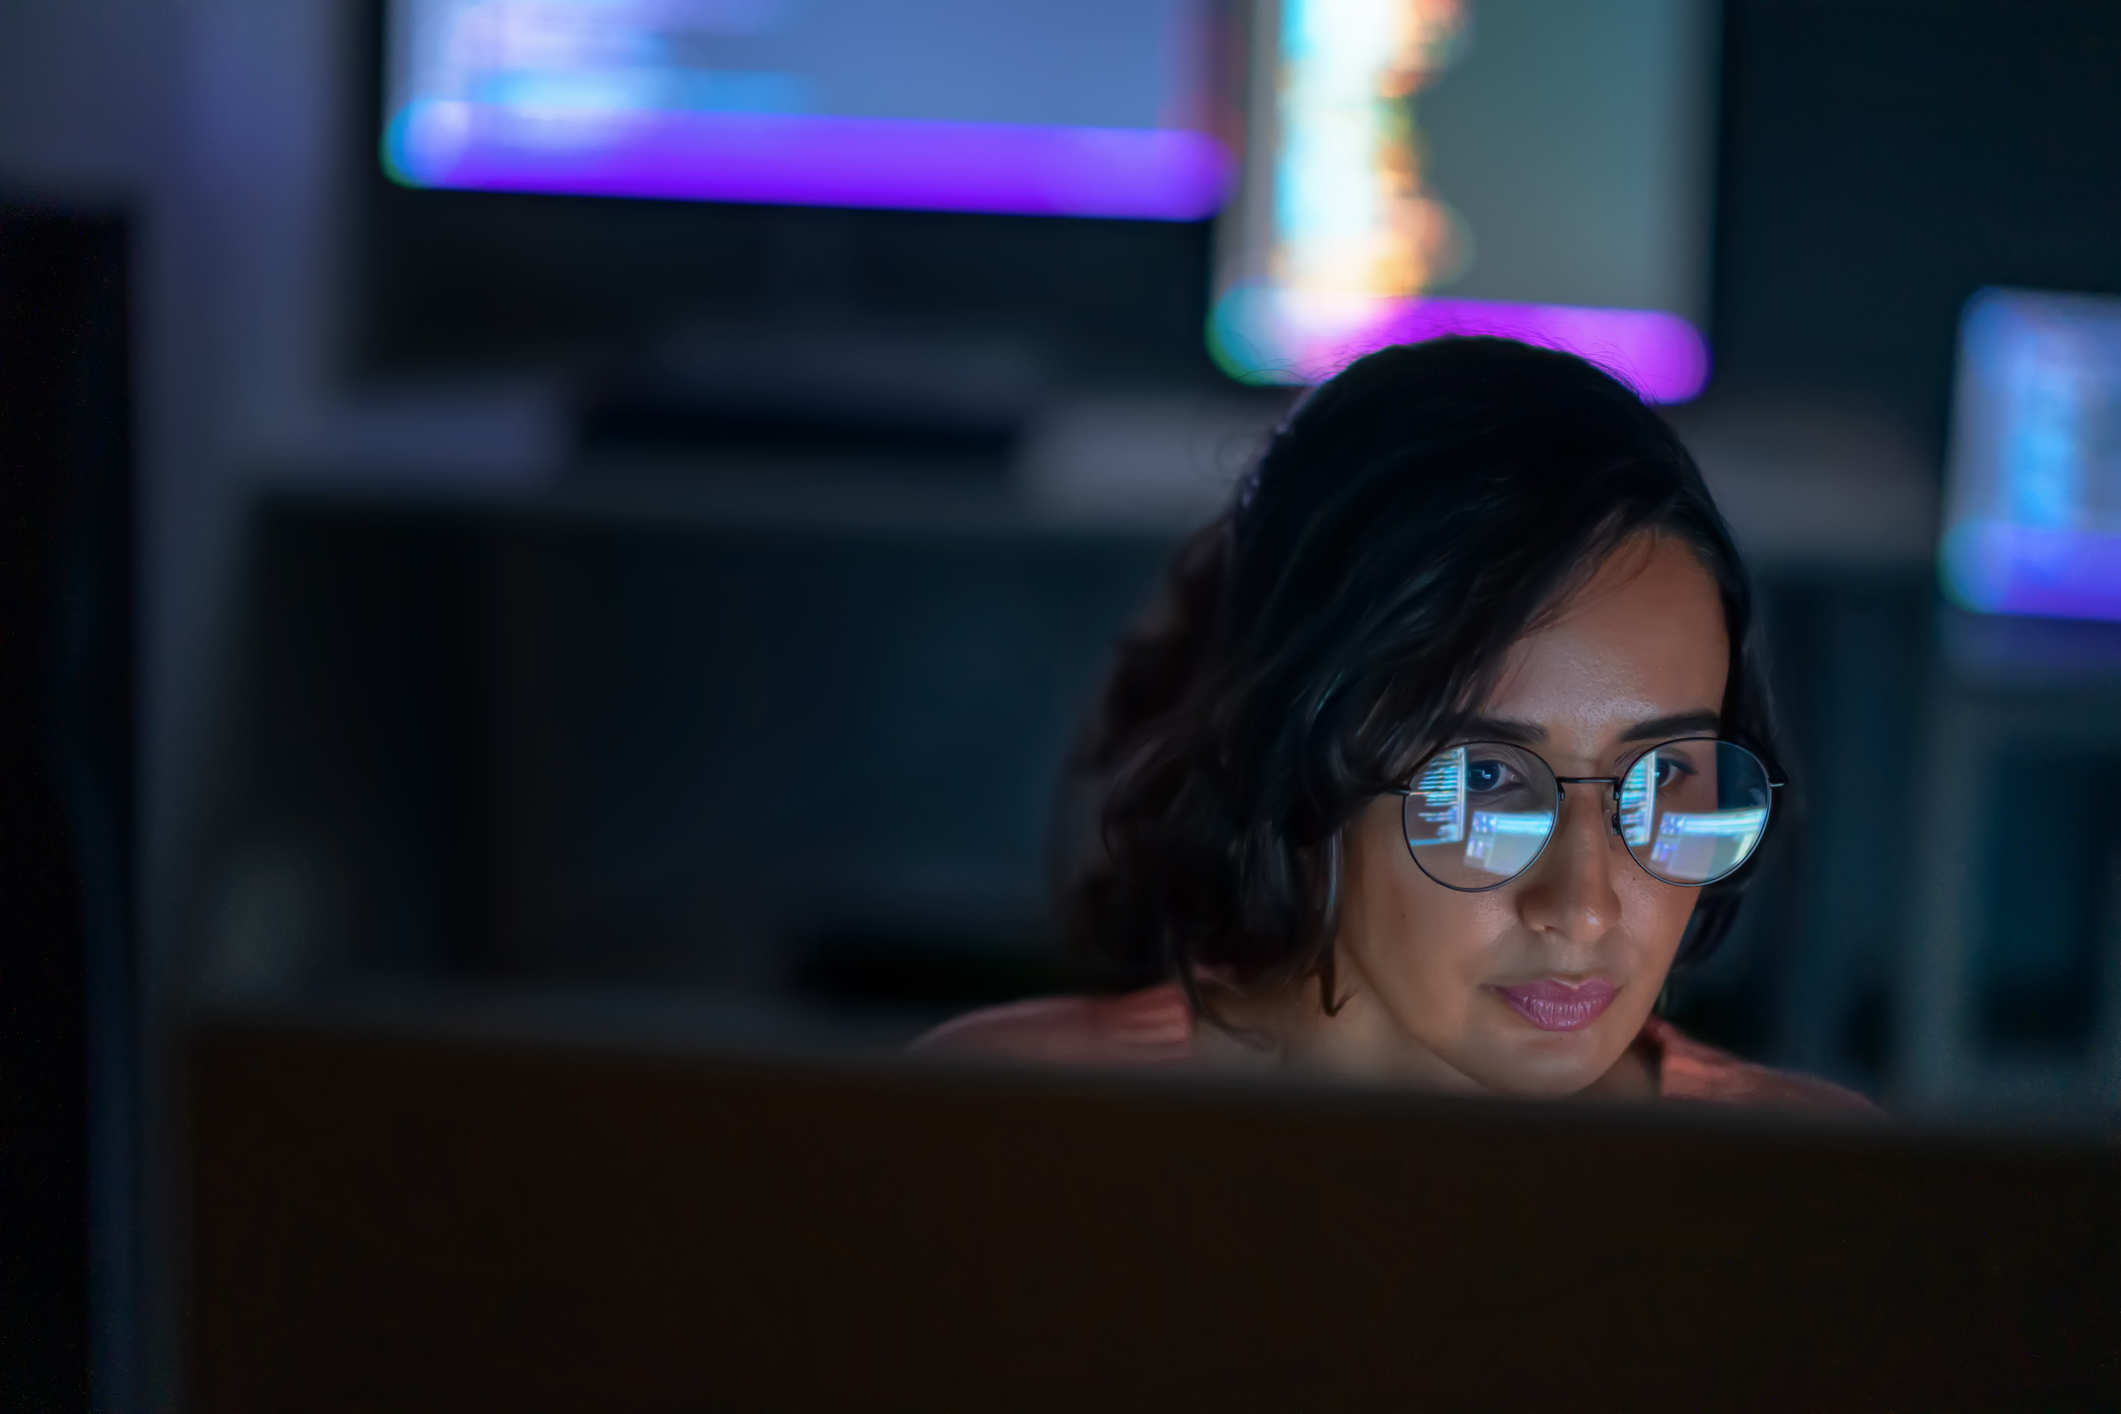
[1389,735,1787,893]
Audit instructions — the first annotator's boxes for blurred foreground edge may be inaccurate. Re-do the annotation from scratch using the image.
[187,1011,2119,1413]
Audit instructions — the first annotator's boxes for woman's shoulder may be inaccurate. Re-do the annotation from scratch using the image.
[911,983,1194,1067]
[1641,1016,1879,1113]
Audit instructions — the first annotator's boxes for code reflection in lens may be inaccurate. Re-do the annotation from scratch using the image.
[1404,743,1557,887]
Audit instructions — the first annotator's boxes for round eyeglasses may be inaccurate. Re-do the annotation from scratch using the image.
[1395,738,1781,891]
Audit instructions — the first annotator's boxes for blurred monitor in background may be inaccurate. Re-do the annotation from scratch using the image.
[357,1,1240,402]
[382,0,1233,221]
[1941,287,2121,624]
[1211,0,1713,401]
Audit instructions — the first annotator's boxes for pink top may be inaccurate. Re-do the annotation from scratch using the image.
[915,983,1876,1111]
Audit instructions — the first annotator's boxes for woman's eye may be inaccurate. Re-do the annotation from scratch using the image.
[1466,758,1517,793]
[1653,755,1697,789]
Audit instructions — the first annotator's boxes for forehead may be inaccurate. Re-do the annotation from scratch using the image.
[1483,536,1729,743]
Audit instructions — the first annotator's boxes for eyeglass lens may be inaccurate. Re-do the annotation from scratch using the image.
[1402,743,1557,890]
[1401,740,1772,890]
[1620,739,1772,884]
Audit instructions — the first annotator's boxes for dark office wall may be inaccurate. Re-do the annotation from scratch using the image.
[1712,0,2121,457]
[0,207,136,1414]
[215,496,1170,1011]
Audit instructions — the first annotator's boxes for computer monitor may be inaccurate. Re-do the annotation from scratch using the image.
[356,1,1233,397]
[382,0,1233,222]
[188,1008,2121,1411]
[1210,0,1716,400]
[1941,287,2121,624]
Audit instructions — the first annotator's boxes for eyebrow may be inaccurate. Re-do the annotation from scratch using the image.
[1456,709,1724,748]
[1618,710,1724,743]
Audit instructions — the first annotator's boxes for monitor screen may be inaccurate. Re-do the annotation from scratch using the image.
[1209,0,1715,401]
[381,0,1233,221]
[1942,288,2121,623]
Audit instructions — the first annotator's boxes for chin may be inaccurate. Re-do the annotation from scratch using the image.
[1469,1028,1627,1099]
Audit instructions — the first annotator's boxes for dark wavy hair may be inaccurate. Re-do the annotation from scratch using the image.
[1064,337,1781,1008]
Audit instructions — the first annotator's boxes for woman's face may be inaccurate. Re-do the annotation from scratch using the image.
[1325,534,1730,1097]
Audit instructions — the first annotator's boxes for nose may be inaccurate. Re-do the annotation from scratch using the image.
[1513,782,1623,949]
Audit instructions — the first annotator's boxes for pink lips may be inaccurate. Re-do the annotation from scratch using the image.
[1495,978,1618,1032]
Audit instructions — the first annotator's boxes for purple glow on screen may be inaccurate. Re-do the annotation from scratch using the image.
[387,105,1232,221]
[1210,289,1710,403]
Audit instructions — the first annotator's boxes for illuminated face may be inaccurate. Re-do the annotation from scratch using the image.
[1326,534,1729,1097]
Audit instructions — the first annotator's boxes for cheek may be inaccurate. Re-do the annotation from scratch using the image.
[1624,872,1701,969]
[1341,800,1518,998]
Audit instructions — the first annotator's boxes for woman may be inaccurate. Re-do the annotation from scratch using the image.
[921,337,1867,1109]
